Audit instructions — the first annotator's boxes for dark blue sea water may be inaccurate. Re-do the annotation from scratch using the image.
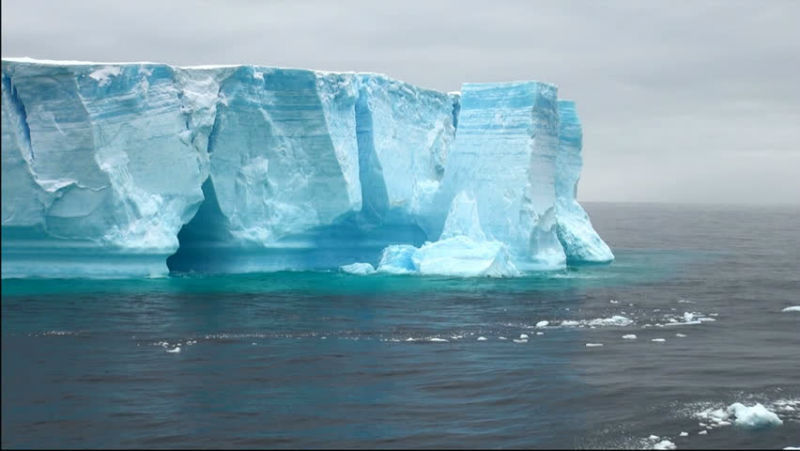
[2,203,799,449]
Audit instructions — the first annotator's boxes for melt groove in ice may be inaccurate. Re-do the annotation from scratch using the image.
[1,58,613,278]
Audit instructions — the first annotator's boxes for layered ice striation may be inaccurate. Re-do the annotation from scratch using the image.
[555,101,613,263]
[1,58,612,278]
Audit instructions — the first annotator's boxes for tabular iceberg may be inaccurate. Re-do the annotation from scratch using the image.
[1,58,612,278]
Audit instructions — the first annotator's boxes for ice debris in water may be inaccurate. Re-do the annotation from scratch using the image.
[622,334,637,340]
[536,320,549,328]
[340,262,376,275]
[585,343,603,347]
[651,338,666,342]
[477,336,487,341]
[679,432,688,437]
[560,315,633,328]
[695,402,783,429]
[675,333,687,338]
[166,346,181,353]
[653,440,676,450]
[782,306,800,312]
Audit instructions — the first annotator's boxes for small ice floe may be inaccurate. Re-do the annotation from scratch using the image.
[675,333,687,338]
[648,435,660,440]
[622,334,637,340]
[405,337,416,342]
[519,333,529,339]
[536,320,549,328]
[653,439,676,450]
[428,338,448,343]
[585,343,603,347]
[783,447,800,450]
[498,336,507,340]
[695,402,783,429]
[679,432,688,437]
[782,306,800,312]
[340,262,376,275]
[651,338,666,342]
[477,336,488,341]
[166,346,181,353]
[513,338,528,344]
[697,430,707,435]
[536,331,544,336]
[610,299,619,304]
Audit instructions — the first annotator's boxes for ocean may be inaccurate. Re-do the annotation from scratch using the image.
[2,202,799,449]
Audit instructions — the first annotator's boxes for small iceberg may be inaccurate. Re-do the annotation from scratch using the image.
[340,262,376,275]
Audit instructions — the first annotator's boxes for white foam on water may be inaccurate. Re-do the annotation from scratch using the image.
[477,336,488,341]
[679,432,688,437]
[513,338,528,344]
[622,334,637,340]
[698,430,707,435]
[428,338,448,342]
[782,306,800,312]
[166,346,181,353]
[536,320,549,328]
[651,338,666,342]
[498,336,507,340]
[519,333,528,339]
[536,331,544,336]
[676,333,687,338]
[585,343,603,347]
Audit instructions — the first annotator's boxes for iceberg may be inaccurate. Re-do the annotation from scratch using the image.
[555,101,614,263]
[1,58,612,278]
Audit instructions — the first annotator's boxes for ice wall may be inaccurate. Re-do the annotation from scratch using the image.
[1,58,612,278]
[555,101,613,263]
[1,60,208,277]
[433,82,566,270]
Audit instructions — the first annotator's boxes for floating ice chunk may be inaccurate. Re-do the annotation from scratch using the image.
[519,333,529,339]
[340,262,376,275]
[377,245,419,274]
[536,320,550,328]
[513,338,528,344]
[585,343,603,347]
[498,336,507,340]
[653,439,676,450]
[622,334,637,340]
[782,306,800,312]
[675,333,687,338]
[679,432,688,437]
[648,435,660,440]
[697,430,707,435]
[166,346,181,353]
[477,336,488,341]
[727,402,783,428]
[536,331,544,336]
[651,338,666,342]
[695,402,783,429]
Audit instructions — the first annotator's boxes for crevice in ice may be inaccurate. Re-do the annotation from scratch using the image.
[354,86,389,221]
[1,74,34,160]
[166,176,232,273]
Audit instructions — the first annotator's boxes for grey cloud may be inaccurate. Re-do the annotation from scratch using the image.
[2,0,798,204]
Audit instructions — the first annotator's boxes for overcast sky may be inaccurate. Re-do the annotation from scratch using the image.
[2,0,799,204]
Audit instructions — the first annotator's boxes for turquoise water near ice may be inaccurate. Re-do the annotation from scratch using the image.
[2,203,799,448]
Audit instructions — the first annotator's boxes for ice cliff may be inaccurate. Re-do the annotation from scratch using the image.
[1,58,612,278]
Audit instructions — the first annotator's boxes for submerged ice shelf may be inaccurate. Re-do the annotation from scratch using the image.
[1,58,613,278]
